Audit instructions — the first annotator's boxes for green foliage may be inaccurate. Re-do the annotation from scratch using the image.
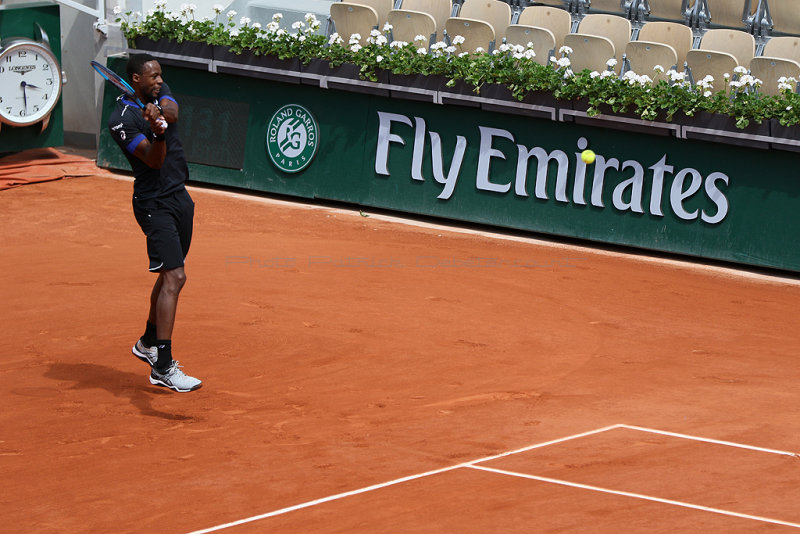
[114,3,800,128]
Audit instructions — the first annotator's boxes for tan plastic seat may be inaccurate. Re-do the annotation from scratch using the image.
[563,33,616,73]
[504,25,555,65]
[647,0,694,22]
[638,20,694,67]
[458,0,512,42]
[388,9,437,44]
[749,57,800,96]
[588,0,628,16]
[766,0,800,36]
[399,0,452,41]
[525,0,567,7]
[445,17,496,52]
[762,36,800,63]
[685,49,738,91]
[625,41,678,80]
[344,0,393,28]
[331,3,379,44]
[516,5,572,50]
[705,0,754,29]
[749,37,800,96]
[698,28,755,67]
[572,13,632,71]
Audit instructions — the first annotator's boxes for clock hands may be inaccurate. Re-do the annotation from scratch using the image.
[21,81,28,112]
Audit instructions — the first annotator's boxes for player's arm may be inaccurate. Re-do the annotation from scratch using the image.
[132,103,168,168]
[158,82,179,124]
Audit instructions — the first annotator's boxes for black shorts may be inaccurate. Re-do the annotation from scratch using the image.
[132,188,194,272]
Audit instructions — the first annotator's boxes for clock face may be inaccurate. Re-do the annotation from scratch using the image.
[0,40,62,127]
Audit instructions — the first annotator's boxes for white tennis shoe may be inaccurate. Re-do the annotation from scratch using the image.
[132,338,158,367]
[149,361,202,392]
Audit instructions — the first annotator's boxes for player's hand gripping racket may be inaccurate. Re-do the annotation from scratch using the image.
[90,60,167,130]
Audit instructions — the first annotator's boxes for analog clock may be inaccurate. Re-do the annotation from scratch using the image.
[0,38,62,128]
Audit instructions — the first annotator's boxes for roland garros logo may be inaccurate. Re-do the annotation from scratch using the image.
[266,104,319,173]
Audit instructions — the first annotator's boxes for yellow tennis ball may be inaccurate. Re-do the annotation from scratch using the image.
[581,149,596,164]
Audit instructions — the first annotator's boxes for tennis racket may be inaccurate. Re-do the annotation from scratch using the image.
[91,60,167,129]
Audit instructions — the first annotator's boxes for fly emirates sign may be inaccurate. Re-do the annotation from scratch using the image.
[375,111,730,224]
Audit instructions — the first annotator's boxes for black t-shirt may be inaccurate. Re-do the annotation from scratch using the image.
[107,82,189,200]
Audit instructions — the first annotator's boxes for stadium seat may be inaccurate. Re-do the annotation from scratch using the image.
[645,0,694,23]
[504,25,556,64]
[637,20,694,67]
[697,27,755,66]
[703,0,758,29]
[388,9,438,43]
[586,0,629,16]
[398,0,453,42]
[749,36,800,96]
[330,3,380,44]
[749,56,800,95]
[526,0,569,8]
[761,35,800,63]
[445,17,496,52]
[625,41,678,80]
[457,0,512,42]
[344,0,394,28]
[563,33,617,72]
[569,13,632,71]
[516,5,572,50]
[763,0,800,37]
[685,50,738,89]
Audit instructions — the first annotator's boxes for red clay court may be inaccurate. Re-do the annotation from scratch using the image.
[1,149,799,533]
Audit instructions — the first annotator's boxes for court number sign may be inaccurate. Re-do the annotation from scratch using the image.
[266,104,319,173]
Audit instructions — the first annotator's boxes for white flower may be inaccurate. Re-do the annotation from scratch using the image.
[723,72,730,81]
[329,33,343,45]
[113,5,122,15]
[253,22,261,30]
[266,21,280,33]
[653,65,664,73]
[499,43,511,53]
[417,47,428,55]
[549,55,557,63]
[272,13,283,21]
[787,106,793,111]
[606,58,618,68]
[154,0,167,9]
[239,16,251,26]
[383,22,392,32]
[292,21,303,30]
[213,4,224,14]
[305,12,317,22]
[590,71,601,79]
[376,55,384,62]
[523,49,536,60]
[556,57,571,68]
[415,34,428,43]
[475,47,485,54]
[778,82,793,92]
[600,70,615,79]
[703,90,712,97]
[734,66,747,75]
[390,40,408,48]
[226,10,237,19]
[349,33,361,44]
[452,35,465,46]
[458,52,469,57]
[350,44,362,52]
[558,45,573,55]
[446,45,456,54]
[230,28,239,37]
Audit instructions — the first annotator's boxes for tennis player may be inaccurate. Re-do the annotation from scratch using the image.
[107,53,201,392]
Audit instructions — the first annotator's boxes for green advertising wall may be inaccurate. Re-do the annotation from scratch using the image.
[97,58,800,272]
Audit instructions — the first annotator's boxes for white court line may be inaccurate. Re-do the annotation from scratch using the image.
[467,464,800,529]
[186,425,621,534]
[618,425,800,457]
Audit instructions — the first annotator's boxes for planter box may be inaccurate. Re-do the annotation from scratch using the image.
[676,111,771,149]
[387,72,448,103]
[300,59,390,96]
[769,119,800,153]
[564,99,680,137]
[479,84,560,120]
[213,46,301,83]
[131,37,212,71]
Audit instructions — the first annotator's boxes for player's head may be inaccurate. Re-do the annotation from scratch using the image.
[127,53,163,101]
